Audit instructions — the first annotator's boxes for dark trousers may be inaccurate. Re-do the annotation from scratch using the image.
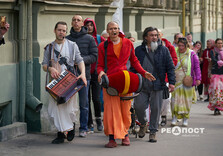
[88,72,102,126]
[197,84,203,95]
[198,63,203,96]
[134,90,163,133]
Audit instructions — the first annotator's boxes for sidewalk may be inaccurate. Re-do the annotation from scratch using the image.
[0,101,223,156]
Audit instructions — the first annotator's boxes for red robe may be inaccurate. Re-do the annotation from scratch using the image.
[201,48,213,85]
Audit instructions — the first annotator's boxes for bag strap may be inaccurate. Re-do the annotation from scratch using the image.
[45,44,53,89]
[104,40,108,73]
[45,41,69,88]
[179,48,191,76]
[144,47,166,86]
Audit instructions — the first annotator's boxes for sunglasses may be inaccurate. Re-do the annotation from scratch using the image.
[178,37,187,41]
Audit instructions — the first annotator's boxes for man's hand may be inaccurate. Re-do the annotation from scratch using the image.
[98,71,106,83]
[145,72,156,81]
[0,22,10,39]
[78,73,87,86]
[169,84,175,92]
[49,67,60,79]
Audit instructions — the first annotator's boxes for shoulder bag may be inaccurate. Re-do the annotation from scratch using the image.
[179,50,193,87]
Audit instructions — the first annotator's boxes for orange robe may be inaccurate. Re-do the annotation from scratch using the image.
[103,88,131,139]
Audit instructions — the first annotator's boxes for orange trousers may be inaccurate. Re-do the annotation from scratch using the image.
[103,89,131,139]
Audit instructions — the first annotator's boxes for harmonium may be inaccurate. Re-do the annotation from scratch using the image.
[46,70,84,104]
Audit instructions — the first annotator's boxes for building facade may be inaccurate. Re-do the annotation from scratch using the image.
[0,0,222,141]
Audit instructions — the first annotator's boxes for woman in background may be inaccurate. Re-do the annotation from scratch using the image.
[208,38,223,115]
[193,41,203,101]
[171,38,201,127]
[201,39,215,101]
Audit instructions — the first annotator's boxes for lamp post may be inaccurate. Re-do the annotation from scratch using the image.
[182,0,186,36]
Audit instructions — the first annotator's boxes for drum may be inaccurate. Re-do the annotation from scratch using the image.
[100,70,142,99]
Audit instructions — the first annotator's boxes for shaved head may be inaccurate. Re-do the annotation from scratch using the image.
[106,21,120,41]
[106,21,119,30]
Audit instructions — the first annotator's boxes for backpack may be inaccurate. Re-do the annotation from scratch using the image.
[96,34,101,46]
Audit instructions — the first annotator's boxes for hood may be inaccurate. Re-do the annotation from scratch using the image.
[161,38,172,48]
[69,26,88,38]
[84,18,97,38]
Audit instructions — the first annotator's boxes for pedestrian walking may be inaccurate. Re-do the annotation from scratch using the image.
[42,21,87,144]
[66,15,98,137]
[97,22,155,148]
[84,18,105,133]
[208,38,223,115]
[171,37,201,127]
[133,27,175,142]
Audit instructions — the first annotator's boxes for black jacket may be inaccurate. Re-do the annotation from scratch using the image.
[133,41,176,90]
[66,26,98,80]
[210,49,223,75]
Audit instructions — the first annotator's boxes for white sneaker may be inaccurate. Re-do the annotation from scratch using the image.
[171,115,177,126]
[79,131,87,137]
[182,118,188,127]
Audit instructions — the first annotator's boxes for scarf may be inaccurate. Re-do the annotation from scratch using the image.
[214,46,223,54]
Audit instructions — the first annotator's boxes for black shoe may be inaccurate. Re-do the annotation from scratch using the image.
[96,118,103,131]
[67,129,75,141]
[160,115,167,127]
[204,98,209,102]
[214,108,221,115]
[52,132,65,144]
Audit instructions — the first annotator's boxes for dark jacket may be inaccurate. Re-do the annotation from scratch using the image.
[83,18,106,74]
[210,49,223,75]
[66,26,98,79]
[133,41,176,90]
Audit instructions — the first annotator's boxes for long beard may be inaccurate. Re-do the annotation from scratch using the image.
[151,42,158,52]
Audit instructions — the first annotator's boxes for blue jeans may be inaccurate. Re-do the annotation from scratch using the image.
[78,80,90,132]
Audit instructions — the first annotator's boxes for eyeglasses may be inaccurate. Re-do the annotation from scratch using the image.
[178,37,187,41]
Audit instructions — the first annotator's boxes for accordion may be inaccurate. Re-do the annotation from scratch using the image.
[46,70,84,104]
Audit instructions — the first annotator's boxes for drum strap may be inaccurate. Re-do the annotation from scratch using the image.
[104,40,108,73]
[103,40,132,73]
